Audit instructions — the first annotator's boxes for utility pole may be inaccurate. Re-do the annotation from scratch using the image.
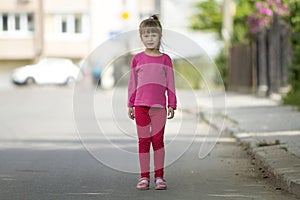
[222,0,235,90]
[222,0,234,54]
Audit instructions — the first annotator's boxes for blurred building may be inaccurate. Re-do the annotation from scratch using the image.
[0,0,43,60]
[43,0,90,58]
[0,0,159,66]
[0,0,220,65]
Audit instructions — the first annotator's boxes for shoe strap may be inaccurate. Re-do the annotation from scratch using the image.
[155,178,165,183]
[138,178,149,184]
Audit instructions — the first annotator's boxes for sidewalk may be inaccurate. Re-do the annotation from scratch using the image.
[203,92,300,198]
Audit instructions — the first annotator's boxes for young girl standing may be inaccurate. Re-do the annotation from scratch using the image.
[127,15,177,190]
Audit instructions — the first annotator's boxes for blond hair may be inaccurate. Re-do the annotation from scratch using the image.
[139,15,162,50]
[139,15,162,36]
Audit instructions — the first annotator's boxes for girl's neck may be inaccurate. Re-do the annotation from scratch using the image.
[144,48,162,56]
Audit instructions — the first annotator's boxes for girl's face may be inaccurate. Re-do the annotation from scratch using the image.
[141,31,161,50]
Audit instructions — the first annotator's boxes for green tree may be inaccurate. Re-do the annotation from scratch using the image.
[231,0,255,45]
[190,0,223,39]
[190,0,255,45]
[283,0,300,110]
[190,0,255,88]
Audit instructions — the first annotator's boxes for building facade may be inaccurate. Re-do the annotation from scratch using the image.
[0,0,42,60]
[0,0,159,67]
[43,0,90,59]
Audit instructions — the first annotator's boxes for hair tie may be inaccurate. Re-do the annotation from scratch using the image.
[149,15,159,21]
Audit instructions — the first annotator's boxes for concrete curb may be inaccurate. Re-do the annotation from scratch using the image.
[228,127,300,198]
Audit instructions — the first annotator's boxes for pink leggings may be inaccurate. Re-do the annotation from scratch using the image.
[135,106,167,179]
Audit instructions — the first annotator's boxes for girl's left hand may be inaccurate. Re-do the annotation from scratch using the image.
[167,107,175,119]
[128,107,135,120]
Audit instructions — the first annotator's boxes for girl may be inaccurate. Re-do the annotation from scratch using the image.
[127,15,177,190]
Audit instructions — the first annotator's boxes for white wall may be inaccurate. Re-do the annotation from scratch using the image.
[90,0,140,51]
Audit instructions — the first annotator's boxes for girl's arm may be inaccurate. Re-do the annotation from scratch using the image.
[165,57,177,110]
[128,58,137,108]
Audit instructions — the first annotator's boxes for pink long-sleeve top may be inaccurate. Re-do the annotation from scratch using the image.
[128,52,177,109]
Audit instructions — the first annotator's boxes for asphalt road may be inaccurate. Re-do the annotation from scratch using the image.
[0,86,298,200]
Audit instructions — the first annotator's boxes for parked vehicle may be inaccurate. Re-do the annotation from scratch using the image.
[12,58,80,85]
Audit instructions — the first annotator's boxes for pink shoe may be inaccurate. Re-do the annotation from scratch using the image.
[155,178,167,190]
[136,178,150,190]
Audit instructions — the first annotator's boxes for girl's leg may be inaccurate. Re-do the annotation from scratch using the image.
[149,108,167,179]
[135,106,151,179]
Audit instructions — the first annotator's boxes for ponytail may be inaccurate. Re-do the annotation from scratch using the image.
[149,14,159,21]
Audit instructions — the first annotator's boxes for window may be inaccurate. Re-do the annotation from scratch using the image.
[61,15,67,33]
[27,13,34,31]
[2,14,8,31]
[0,12,34,35]
[75,14,82,34]
[15,14,21,30]
[55,13,88,35]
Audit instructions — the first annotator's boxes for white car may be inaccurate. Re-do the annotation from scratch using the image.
[12,58,81,85]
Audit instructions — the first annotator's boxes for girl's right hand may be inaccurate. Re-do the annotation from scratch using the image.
[128,107,135,120]
[167,106,175,119]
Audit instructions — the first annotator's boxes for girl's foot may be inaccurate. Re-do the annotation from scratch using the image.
[136,178,150,190]
[155,178,167,190]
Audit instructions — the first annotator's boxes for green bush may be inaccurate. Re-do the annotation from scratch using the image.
[214,48,228,89]
[173,59,202,89]
[283,0,300,110]
[190,0,255,89]
[283,90,300,111]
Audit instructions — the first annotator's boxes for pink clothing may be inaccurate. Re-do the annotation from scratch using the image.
[135,106,166,179]
[128,52,177,109]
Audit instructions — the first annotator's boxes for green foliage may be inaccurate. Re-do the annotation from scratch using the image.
[190,0,255,88]
[190,0,255,45]
[190,0,222,38]
[283,0,300,110]
[231,0,255,45]
[283,90,300,111]
[231,23,250,45]
[234,0,255,19]
[173,59,202,89]
[214,49,228,88]
[190,0,300,99]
